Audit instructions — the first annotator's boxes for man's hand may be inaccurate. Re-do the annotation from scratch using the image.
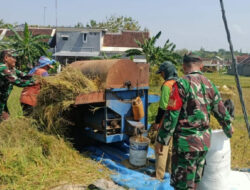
[231,125,234,134]
[151,123,160,131]
[34,80,40,85]
[1,111,9,121]
[155,142,163,155]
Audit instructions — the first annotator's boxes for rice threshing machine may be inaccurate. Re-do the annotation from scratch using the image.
[71,59,159,143]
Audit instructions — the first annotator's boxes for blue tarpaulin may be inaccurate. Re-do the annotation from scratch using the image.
[83,141,174,190]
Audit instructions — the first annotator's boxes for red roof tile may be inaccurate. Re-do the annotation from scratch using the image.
[236,55,250,63]
[29,28,53,36]
[239,57,250,65]
[103,31,149,47]
[4,28,54,42]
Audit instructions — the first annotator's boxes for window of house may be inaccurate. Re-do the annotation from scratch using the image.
[82,33,88,43]
[61,35,69,40]
[89,32,97,35]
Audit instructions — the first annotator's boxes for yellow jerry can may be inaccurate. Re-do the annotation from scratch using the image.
[132,97,145,121]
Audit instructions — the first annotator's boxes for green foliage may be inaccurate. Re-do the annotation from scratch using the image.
[149,65,164,86]
[74,22,84,28]
[174,48,249,63]
[192,48,249,61]
[82,15,141,32]
[0,23,50,71]
[0,41,11,52]
[109,54,122,59]
[48,61,61,74]
[89,52,122,60]
[126,31,181,66]
[0,19,15,28]
[175,48,189,57]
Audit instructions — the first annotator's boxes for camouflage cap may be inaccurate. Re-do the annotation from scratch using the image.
[183,52,202,63]
[0,49,18,62]
[6,49,18,57]
[1,49,18,57]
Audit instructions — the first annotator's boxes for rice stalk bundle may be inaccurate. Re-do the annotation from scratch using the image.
[33,66,99,136]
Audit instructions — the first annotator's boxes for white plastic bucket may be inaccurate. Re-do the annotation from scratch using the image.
[129,136,150,166]
[198,129,231,190]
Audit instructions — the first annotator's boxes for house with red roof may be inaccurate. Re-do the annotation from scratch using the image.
[52,28,148,64]
[0,26,149,64]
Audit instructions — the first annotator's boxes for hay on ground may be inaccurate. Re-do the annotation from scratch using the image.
[0,117,109,190]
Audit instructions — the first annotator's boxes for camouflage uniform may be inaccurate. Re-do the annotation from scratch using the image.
[157,71,233,190]
[0,62,35,119]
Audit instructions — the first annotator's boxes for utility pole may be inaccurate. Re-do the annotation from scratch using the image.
[55,0,58,61]
[43,6,47,26]
[55,0,58,27]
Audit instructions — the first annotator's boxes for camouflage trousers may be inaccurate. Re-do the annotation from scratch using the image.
[171,150,207,190]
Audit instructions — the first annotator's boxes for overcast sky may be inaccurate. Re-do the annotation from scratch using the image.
[1,0,250,52]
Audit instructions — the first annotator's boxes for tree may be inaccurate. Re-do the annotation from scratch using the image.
[0,19,12,28]
[74,22,84,28]
[1,23,50,71]
[175,48,189,57]
[85,15,141,32]
[126,31,180,66]
[86,20,98,28]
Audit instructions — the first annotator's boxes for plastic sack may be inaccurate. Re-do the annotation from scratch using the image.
[198,130,231,190]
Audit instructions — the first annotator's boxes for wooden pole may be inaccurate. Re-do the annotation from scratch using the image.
[219,0,250,138]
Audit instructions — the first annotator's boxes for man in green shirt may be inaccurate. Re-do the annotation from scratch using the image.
[0,50,35,121]
[151,61,178,179]
[155,54,233,189]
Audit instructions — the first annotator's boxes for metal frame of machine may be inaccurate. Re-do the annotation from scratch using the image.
[72,59,159,143]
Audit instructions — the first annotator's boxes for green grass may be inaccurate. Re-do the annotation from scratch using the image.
[204,72,250,88]
[1,87,110,190]
[149,72,250,168]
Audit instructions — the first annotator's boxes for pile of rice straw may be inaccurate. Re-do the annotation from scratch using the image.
[0,117,109,189]
[219,85,235,100]
[32,66,99,136]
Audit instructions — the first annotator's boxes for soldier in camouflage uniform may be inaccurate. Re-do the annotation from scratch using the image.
[0,50,35,121]
[155,53,233,190]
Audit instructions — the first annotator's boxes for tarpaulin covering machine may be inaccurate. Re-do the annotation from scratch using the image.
[71,59,159,143]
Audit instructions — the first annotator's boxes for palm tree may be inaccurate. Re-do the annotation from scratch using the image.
[126,31,181,66]
[3,23,50,71]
